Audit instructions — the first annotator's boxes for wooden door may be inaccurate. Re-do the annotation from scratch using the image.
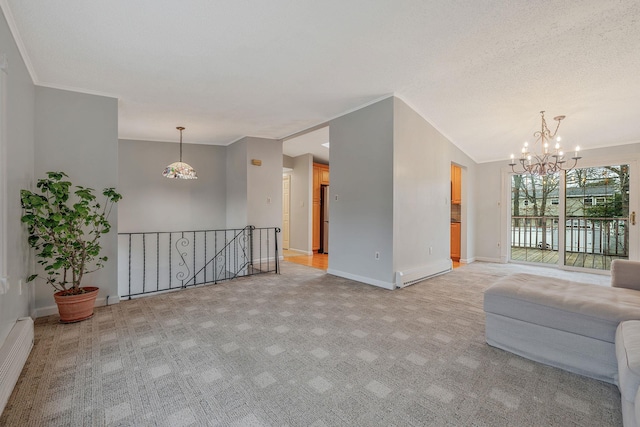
[282,175,291,250]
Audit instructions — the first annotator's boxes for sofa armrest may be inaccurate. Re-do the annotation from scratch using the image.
[611,260,640,290]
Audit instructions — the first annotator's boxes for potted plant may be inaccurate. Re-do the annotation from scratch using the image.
[21,171,122,323]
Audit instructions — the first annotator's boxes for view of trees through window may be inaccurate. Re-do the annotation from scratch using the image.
[510,165,629,270]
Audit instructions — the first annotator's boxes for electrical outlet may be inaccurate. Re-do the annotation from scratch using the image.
[429,247,433,255]
[375,251,380,260]
[335,195,338,201]
[267,197,271,204]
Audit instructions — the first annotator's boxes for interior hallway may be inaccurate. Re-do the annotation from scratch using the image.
[283,250,459,271]
[283,250,328,270]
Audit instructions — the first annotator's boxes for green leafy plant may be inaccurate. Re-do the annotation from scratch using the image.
[20,171,122,295]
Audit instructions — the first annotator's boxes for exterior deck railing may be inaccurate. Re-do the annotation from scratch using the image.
[511,216,628,256]
[118,226,280,299]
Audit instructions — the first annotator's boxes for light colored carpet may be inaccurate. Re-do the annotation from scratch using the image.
[1,261,621,426]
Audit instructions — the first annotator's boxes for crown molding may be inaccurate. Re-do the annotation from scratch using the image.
[0,0,37,82]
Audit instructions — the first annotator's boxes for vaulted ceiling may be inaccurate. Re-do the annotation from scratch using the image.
[2,1,639,163]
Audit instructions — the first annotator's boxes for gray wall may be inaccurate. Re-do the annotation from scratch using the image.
[224,137,283,230]
[328,97,395,288]
[289,154,313,253]
[246,137,283,228]
[0,8,35,345]
[283,154,294,170]
[118,139,227,232]
[474,160,504,262]
[327,96,479,289]
[34,87,118,315]
[226,139,248,229]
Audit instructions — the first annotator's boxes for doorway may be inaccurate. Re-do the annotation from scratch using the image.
[282,174,291,250]
[450,164,462,268]
[319,184,329,254]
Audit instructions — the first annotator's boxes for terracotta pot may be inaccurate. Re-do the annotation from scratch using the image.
[53,286,99,323]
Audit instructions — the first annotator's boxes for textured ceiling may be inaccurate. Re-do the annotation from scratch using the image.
[2,0,640,163]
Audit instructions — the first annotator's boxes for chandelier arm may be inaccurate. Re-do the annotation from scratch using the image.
[551,118,562,138]
[507,111,576,176]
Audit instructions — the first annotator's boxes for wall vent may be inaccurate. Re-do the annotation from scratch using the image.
[395,260,453,288]
[0,317,34,415]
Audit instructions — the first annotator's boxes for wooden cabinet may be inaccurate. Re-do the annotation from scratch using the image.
[320,169,330,185]
[312,163,329,252]
[450,222,461,261]
[451,164,461,205]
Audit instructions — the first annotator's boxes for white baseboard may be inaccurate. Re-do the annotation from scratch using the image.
[33,295,119,319]
[475,257,503,263]
[287,248,313,256]
[326,269,395,290]
[252,256,278,265]
[459,257,476,264]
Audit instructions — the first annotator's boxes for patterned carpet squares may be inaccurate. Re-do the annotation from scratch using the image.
[1,261,621,426]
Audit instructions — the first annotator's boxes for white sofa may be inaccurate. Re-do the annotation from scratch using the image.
[617,320,640,427]
[484,259,640,426]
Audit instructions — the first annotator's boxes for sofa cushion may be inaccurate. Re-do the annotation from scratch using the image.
[612,260,640,291]
[484,274,640,343]
[636,387,640,427]
[617,321,640,402]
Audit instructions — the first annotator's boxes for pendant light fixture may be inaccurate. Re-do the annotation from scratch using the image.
[162,126,197,179]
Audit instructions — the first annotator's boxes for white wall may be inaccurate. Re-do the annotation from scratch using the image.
[118,139,227,232]
[0,8,35,344]
[474,142,640,262]
[328,97,395,288]
[289,154,313,253]
[34,87,119,315]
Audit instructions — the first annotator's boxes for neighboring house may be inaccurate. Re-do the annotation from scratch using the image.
[514,184,625,218]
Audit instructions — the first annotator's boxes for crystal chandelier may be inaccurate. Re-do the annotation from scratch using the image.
[162,126,197,179]
[509,111,581,175]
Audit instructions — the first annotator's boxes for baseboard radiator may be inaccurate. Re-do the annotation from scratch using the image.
[0,317,34,415]
[395,260,453,288]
